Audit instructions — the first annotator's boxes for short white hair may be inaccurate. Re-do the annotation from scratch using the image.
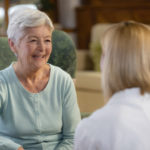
[7,8,54,43]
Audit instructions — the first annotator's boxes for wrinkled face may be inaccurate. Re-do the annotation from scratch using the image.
[12,25,52,70]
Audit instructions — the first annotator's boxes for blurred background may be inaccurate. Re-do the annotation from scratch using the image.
[1,0,150,49]
[0,0,81,46]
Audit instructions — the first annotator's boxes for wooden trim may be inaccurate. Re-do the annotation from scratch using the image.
[4,0,9,30]
[61,28,77,33]
[76,3,150,49]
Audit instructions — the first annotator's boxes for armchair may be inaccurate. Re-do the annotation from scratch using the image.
[0,37,16,70]
[48,30,76,78]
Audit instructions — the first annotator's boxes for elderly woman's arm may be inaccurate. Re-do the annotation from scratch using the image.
[0,79,22,150]
[0,136,22,150]
[55,77,81,150]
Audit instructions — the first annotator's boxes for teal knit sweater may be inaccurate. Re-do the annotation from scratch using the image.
[0,63,81,150]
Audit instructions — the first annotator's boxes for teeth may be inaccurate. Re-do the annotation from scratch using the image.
[32,54,45,58]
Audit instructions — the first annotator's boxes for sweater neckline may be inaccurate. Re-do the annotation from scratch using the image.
[10,62,53,96]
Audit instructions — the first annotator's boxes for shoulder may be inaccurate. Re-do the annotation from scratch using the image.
[50,64,71,79]
[0,67,10,110]
[0,68,9,84]
[75,100,141,139]
[0,64,15,89]
[0,66,12,91]
[76,105,118,134]
[0,64,13,79]
[50,64,73,86]
[75,106,114,139]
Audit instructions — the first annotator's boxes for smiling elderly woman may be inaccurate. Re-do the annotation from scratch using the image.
[0,9,81,150]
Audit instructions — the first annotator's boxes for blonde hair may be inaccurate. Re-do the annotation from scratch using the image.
[101,21,150,100]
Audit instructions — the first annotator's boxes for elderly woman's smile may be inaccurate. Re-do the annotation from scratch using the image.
[32,54,46,59]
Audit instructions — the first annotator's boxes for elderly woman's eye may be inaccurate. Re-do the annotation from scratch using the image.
[30,39,37,42]
[45,39,51,43]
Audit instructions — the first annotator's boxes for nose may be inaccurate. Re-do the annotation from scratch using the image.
[38,40,45,52]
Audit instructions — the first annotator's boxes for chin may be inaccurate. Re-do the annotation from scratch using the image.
[32,62,47,70]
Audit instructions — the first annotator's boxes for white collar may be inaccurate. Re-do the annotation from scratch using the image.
[107,88,150,106]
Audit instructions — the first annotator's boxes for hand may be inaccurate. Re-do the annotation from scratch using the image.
[18,146,24,150]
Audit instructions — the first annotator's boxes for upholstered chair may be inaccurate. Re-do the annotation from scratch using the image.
[49,30,76,78]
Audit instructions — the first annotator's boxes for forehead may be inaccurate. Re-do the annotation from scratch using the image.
[24,25,52,38]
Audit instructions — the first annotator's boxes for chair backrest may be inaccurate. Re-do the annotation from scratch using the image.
[0,30,77,78]
[49,30,76,78]
[0,37,16,70]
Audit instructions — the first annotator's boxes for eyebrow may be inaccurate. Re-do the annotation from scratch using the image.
[27,36,51,39]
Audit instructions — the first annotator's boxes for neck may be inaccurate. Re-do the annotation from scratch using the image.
[13,62,49,83]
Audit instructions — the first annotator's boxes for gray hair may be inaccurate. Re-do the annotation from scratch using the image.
[7,8,54,43]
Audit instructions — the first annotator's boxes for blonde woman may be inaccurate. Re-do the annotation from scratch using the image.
[74,21,150,150]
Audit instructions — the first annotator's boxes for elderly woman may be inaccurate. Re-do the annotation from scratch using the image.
[74,21,150,150]
[0,8,81,150]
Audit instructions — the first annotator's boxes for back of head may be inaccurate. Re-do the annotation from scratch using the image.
[7,8,54,43]
[101,21,150,100]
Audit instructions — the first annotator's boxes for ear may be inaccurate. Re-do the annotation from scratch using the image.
[8,38,18,55]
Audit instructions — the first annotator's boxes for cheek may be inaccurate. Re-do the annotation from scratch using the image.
[19,46,32,58]
[47,45,52,54]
